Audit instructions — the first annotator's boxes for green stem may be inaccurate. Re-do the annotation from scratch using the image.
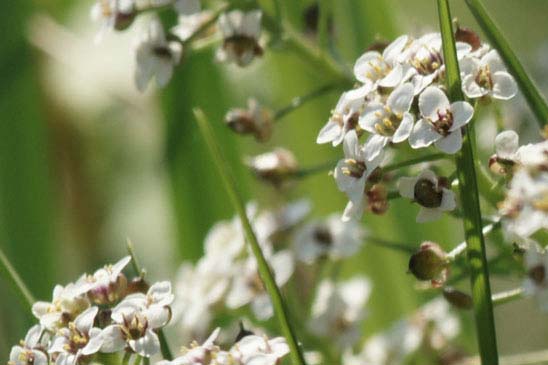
[122,352,132,365]
[437,1,499,364]
[464,0,548,128]
[383,153,448,172]
[125,241,173,360]
[274,82,344,121]
[492,287,524,307]
[194,109,307,365]
[365,237,416,254]
[0,245,35,310]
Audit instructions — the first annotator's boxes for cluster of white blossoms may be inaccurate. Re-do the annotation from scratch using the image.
[318,32,518,221]
[343,298,460,365]
[90,0,263,91]
[10,257,175,365]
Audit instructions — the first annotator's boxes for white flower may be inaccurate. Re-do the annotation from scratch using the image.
[293,213,364,263]
[100,284,173,357]
[91,0,136,42]
[460,49,517,100]
[231,335,290,365]
[9,326,49,365]
[48,307,103,365]
[225,250,294,320]
[76,256,131,305]
[308,277,371,348]
[515,140,548,171]
[134,18,182,92]
[172,11,212,42]
[158,328,220,365]
[333,131,383,221]
[409,86,474,154]
[500,169,548,240]
[32,284,90,330]
[317,85,369,146]
[523,243,548,311]
[353,35,410,89]
[398,170,456,222]
[217,10,263,67]
[495,130,520,161]
[360,82,415,160]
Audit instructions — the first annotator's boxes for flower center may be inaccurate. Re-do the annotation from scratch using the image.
[153,46,173,60]
[475,65,493,90]
[414,178,443,208]
[374,106,403,137]
[431,109,454,136]
[364,58,391,81]
[100,0,113,17]
[122,314,148,340]
[224,36,263,58]
[313,226,333,247]
[341,159,366,179]
[66,323,90,353]
[411,47,443,75]
[529,264,546,286]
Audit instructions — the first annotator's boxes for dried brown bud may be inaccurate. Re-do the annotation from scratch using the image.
[225,99,272,142]
[409,241,448,284]
[366,183,389,215]
[443,287,473,310]
[126,276,150,295]
[455,26,481,51]
[246,148,298,187]
[489,154,514,175]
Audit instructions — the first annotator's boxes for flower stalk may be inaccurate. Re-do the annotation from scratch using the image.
[437,1,499,364]
[492,287,524,307]
[0,245,35,310]
[194,109,307,365]
[464,0,548,128]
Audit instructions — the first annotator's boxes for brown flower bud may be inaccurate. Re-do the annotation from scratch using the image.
[225,99,272,142]
[126,276,150,295]
[246,148,298,187]
[414,178,443,208]
[443,287,473,310]
[366,183,389,215]
[455,26,481,51]
[408,241,448,283]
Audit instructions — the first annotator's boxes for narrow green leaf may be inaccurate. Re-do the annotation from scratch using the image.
[194,109,307,365]
[465,0,548,128]
[0,246,35,310]
[437,1,499,364]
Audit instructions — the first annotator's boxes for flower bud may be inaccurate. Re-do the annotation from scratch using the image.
[442,287,473,310]
[246,148,298,187]
[455,26,481,51]
[408,241,448,283]
[113,9,136,31]
[126,276,150,295]
[88,273,128,305]
[414,178,443,208]
[366,183,389,215]
[225,99,272,142]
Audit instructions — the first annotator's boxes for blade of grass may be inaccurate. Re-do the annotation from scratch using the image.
[464,0,548,128]
[437,1,499,364]
[194,109,306,365]
[0,245,35,310]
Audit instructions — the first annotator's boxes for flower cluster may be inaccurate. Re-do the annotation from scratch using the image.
[317,32,517,221]
[90,0,263,91]
[10,257,174,365]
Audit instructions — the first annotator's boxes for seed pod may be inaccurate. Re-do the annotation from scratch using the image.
[408,241,448,281]
[414,178,443,208]
[443,287,473,310]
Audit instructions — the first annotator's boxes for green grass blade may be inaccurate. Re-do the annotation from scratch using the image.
[0,246,35,310]
[437,1,499,364]
[194,109,306,365]
[465,0,548,128]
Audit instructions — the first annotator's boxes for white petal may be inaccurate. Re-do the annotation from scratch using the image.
[353,51,382,83]
[378,65,403,88]
[495,130,519,158]
[148,281,174,306]
[482,49,505,73]
[363,134,388,161]
[419,86,450,119]
[316,121,341,144]
[492,72,518,100]
[383,35,408,64]
[397,177,417,199]
[130,330,160,357]
[343,130,361,159]
[440,189,456,211]
[409,119,440,149]
[82,331,103,356]
[392,112,414,143]
[75,306,98,334]
[359,103,384,133]
[144,306,170,328]
[449,101,474,131]
[416,208,442,223]
[387,83,414,114]
[100,326,126,353]
[251,295,274,320]
[462,74,485,99]
[435,130,462,154]
[342,198,364,222]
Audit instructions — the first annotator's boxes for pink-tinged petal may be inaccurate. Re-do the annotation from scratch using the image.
[482,49,505,73]
[316,121,341,144]
[449,101,474,131]
[392,112,414,143]
[99,326,126,353]
[492,72,518,100]
[397,176,417,199]
[363,134,388,161]
[440,189,456,211]
[435,130,462,154]
[130,330,160,357]
[409,119,440,149]
[416,208,442,223]
[418,86,450,119]
[387,83,414,114]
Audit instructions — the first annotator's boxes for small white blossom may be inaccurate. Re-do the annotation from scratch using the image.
[460,49,518,100]
[409,86,474,154]
[293,213,364,263]
[9,326,49,365]
[308,277,371,348]
[398,170,456,222]
[134,18,182,92]
[48,307,103,365]
[495,130,520,161]
[523,243,548,311]
[91,0,136,42]
[246,148,298,186]
[231,335,290,365]
[360,82,415,160]
[317,85,369,146]
[158,328,220,365]
[217,10,263,67]
[32,284,90,330]
[76,256,131,305]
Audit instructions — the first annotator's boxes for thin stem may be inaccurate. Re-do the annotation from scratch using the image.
[291,159,338,178]
[464,0,548,128]
[365,237,416,254]
[0,245,35,310]
[194,109,307,365]
[383,153,448,172]
[492,287,524,307]
[274,82,344,121]
[437,1,499,364]
[447,220,501,261]
[125,241,173,361]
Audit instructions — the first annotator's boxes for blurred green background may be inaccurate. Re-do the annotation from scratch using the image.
[2,0,548,359]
